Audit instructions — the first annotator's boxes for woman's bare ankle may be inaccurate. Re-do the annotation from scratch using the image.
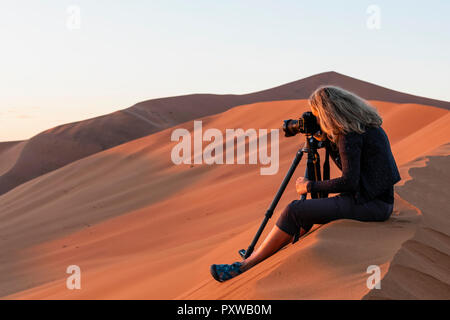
[240,258,257,272]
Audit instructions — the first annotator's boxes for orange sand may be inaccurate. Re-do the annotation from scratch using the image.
[1,98,449,299]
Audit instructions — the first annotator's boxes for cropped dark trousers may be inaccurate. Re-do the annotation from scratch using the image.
[276,194,394,236]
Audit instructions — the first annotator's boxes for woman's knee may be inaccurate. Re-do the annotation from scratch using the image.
[276,200,304,236]
[286,200,305,220]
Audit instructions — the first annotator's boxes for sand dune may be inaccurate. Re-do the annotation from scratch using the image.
[0,141,26,176]
[1,98,449,299]
[365,143,450,299]
[0,141,23,154]
[2,72,449,197]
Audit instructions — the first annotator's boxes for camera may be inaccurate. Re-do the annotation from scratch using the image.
[283,111,321,137]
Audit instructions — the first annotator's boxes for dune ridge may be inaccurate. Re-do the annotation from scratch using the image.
[1,98,448,299]
[2,72,449,196]
[364,144,450,299]
[0,141,26,176]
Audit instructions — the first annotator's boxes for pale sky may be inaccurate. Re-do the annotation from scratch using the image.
[1,0,449,141]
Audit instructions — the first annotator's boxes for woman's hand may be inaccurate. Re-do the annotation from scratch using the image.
[296,177,309,196]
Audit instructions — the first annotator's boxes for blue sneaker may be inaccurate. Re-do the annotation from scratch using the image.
[210,262,243,282]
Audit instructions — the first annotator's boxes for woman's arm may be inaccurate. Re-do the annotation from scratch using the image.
[307,132,362,194]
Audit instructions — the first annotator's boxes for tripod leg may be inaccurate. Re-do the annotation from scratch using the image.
[292,149,322,243]
[292,163,310,243]
[240,148,305,259]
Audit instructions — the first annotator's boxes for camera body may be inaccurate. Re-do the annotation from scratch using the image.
[283,111,321,137]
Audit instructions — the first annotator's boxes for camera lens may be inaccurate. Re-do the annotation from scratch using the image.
[283,119,300,137]
[282,112,321,137]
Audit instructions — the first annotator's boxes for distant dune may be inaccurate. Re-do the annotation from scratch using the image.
[1,71,449,196]
[0,141,26,176]
[1,97,449,299]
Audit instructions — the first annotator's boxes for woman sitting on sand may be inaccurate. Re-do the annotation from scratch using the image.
[210,86,401,282]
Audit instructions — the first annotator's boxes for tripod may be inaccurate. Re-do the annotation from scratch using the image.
[238,135,330,259]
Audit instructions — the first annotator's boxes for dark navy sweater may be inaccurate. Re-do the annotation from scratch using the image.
[307,126,401,204]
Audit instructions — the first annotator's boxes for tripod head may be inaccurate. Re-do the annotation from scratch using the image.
[302,133,328,153]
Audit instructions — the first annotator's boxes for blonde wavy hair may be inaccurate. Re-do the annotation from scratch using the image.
[309,86,382,143]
